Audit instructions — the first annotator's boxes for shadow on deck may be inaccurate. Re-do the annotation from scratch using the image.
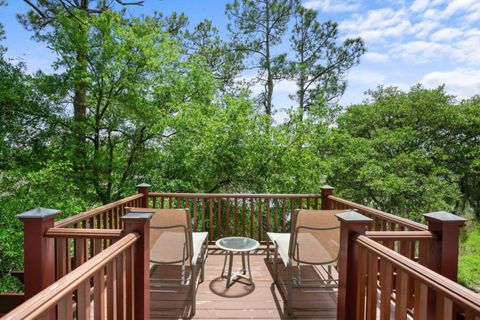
[150,247,337,319]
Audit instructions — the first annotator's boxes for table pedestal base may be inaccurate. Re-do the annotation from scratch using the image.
[221,251,253,288]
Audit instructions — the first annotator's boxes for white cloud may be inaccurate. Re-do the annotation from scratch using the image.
[363,52,389,63]
[430,28,463,42]
[303,0,360,12]
[411,20,440,38]
[348,69,387,85]
[421,68,480,98]
[410,0,429,13]
[441,0,477,18]
[391,41,460,64]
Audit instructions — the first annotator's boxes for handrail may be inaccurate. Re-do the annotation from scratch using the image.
[55,193,143,228]
[329,195,428,231]
[355,234,480,313]
[45,227,123,239]
[365,230,435,240]
[149,192,321,198]
[2,233,139,319]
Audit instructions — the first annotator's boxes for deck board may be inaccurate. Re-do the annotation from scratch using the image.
[150,247,337,319]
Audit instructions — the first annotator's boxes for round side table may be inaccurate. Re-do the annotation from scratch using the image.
[215,236,260,288]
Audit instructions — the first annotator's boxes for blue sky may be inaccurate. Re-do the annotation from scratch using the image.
[1,0,479,109]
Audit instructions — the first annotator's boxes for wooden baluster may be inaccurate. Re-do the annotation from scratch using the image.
[314,197,319,209]
[290,198,294,229]
[413,280,428,319]
[152,196,157,208]
[395,270,409,320]
[250,198,254,239]
[282,198,286,232]
[116,254,125,320]
[274,198,278,233]
[209,197,213,241]
[356,245,367,319]
[265,197,270,236]
[234,198,238,236]
[217,198,222,239]
[242,198,247,237]
[201,198,206,232]
[193,197,197,231]
[418,239,429,266]
[94,267,106,319]
[366,252,378,319]
[306,197,310,209]
[58,292,73,320]
[67,238,72,273]
[56,238,68,280]
[77,280,91,320]
[125,246,134,320]
[379,259,393,320]
[168,197,172,209]
[160,196,164,209]
[176,196,180,208]
[225,198,230,237]
[258,198,262,242]
[106,260,116,320]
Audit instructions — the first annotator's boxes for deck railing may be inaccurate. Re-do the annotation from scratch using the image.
[6,183,479,319]
[3,233,139,320]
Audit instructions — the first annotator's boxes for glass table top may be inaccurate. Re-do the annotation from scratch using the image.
[215,236,260,252]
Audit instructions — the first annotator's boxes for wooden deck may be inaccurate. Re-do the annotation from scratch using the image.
[150,247,337,319]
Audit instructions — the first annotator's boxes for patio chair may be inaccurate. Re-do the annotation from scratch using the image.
[127,207,208,316]
[266,209,345,315]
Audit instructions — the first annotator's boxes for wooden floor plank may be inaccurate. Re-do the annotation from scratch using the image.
[150,247,337,319]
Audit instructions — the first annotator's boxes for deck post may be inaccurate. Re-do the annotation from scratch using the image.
[122,211,153,320]
[320,185,334,210]
[136,183,151,208]
[424,211,465,319]
[336,211,372,320]
[17,207,60,319]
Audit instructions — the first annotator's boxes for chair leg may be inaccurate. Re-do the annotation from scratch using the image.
[273,246,279,283]
[191,269,197,317]
[287,261,293,316]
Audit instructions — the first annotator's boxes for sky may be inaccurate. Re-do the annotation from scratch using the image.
[0,0,479,109]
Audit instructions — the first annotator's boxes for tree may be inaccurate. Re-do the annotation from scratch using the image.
[226,0,293,115]
[184,19,243,92]
[19,0,145,189]
[289,4,365,119]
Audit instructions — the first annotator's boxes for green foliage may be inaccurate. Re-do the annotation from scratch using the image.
[459,227,480,291]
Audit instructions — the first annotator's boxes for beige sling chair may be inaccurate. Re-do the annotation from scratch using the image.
[127,208,208,317]
[267,209,345,315]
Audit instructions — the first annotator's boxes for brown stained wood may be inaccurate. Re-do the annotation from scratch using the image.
[413,280,428,319]
[234,198,238,236]
[379,260,393,320]
[160,196,164,209]
[250,198,254,239]
[366,252,378,319]
[77,281,91,320]
[242,199,246,237]
[328,195,428,231]
[106,260,115,320]
[274,199,278,233]
[168,197,172,209]
[290,198,294,229]
[201,198,205,232]
[94,267,105,319]
[57,293,73,320]
[74,238,86,269]
[209,198,213,241]
[217,198,222,239]
[46,228,123,239]
[56,238,68,280]
[176,197,180,209]
[149,192,322,198]
[395,270,408,320]
[266,198,270,235]
[258,199,262,242]
[365,230,435,241]
[356,246,367,320]
[152,195,157,208]
[225,198,230,237]
[116,254,126,320]
[282,198,286,232]
[125,246,134,320]
[93,238,103,256]
[193,197,197,231]
[314,197,319,209]
[55,194,143,228]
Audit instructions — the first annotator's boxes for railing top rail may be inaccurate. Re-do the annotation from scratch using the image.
[365,230,436,240]
[356,235,480,313]
[148,192,321,199]
[2,232,139,320]
[329,195,428,231]
[55,193,143,228]
[45,227,123,239]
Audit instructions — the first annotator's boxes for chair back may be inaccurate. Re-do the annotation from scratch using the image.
[289,209,344,265]
[128,208,194,265]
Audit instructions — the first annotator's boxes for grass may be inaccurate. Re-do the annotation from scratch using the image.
[458,223,480,291]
